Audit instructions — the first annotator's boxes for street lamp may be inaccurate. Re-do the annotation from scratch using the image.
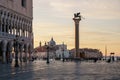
[110,52,115,62]
[45,42,50,64]
[14,35,19,67]
[62,42,65,62]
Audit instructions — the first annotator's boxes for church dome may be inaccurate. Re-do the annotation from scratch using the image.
[49,37,56,46]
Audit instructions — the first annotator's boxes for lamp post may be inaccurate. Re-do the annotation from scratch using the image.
[45,42,50,64]
[110,52,115,62]
[14,35,19,67]
[62,42,65,62]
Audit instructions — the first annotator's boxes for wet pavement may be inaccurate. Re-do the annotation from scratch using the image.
[0,60,120,80]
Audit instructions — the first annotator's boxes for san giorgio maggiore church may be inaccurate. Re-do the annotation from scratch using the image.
[34,38,70,59]
[34,37,103,60]
[0,0,33,63]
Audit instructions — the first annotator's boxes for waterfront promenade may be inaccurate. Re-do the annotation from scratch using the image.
[0,60,120,80]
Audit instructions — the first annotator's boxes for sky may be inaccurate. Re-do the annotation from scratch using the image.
[33,0,120,56]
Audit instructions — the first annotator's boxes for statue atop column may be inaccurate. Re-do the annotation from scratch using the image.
[74,12,81,20]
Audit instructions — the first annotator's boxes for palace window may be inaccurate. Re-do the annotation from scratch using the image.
[21,0,26,8]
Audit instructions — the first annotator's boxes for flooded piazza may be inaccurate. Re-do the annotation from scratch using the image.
[0,60,120,80]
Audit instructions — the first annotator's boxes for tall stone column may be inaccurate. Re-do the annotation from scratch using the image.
[73,12,81,58]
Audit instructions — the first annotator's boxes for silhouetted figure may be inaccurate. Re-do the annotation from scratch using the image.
[107,58,111,63]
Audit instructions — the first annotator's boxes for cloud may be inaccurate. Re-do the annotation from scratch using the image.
[35,0,120,20]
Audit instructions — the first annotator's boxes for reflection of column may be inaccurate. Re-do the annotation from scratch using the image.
[73,14,81,58]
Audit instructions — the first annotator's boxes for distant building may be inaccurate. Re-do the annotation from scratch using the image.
[34,38,70,59]
[55,44,69,59]
[0,0,33,63]
[70,48,103,59]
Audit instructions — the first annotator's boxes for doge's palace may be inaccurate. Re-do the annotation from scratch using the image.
[0,0,33,63]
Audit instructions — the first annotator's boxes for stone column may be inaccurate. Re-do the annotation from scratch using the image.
[23,22,25,37]
[10,17,12,34]
[6,15,9,33]
[13,16,16,35]
[2,51,6,63]
[21,22,23,36]
[14,36,20,67]
[73,13,81,58]
[24,44,28,62]
[28,44,32,61]
[10,42,13,63]
[11,14,14,35]
[16,20,18,35]
[16,18,20,36]
[4,15,6,33]
[1,11,4,32]
[1,40,7,63]
[25,23,27,37]
[7,41,13,63]
[19,40,24,62]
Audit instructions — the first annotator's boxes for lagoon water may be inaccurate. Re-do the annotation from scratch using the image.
[0,60,120,80]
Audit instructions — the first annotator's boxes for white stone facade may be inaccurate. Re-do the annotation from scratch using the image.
[0,0,33,63]
[55,44,70,58]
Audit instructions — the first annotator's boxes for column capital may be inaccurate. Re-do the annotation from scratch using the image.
[73,18,81,24]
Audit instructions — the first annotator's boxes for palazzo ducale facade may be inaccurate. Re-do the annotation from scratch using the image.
[0,0,33,63]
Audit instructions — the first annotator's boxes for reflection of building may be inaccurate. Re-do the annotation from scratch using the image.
[34,38,70,59]
[0,0,33,63]
[70,48,103,59]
